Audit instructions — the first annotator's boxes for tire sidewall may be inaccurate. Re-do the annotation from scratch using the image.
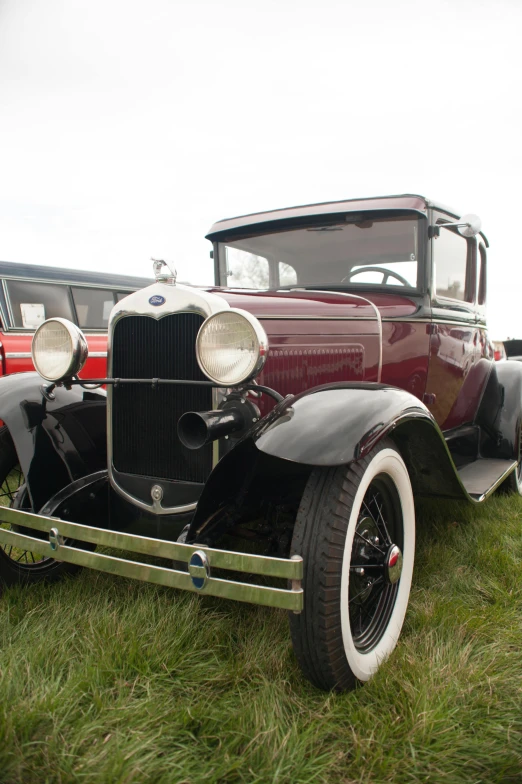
[340,447,415,681]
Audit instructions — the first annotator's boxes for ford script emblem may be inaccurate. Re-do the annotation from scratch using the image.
[188,550,210,590]
[149,295,166,307]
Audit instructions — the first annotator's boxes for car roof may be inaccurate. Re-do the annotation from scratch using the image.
[206,194,463,240]
[0,260,153,289]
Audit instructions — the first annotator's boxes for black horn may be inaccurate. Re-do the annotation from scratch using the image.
[177,408,245,450]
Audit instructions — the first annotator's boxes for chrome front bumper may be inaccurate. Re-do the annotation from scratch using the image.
[0,507,303,612]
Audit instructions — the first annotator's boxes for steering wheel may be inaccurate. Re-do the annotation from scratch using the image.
[342,267,410,287]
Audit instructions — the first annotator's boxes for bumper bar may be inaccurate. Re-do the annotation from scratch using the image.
[0,508,303,612]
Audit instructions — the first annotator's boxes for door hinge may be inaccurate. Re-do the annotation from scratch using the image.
[423,393,437,405]
[426,323,438,335]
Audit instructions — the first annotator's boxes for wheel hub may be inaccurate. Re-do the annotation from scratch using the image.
[384,544,403,584]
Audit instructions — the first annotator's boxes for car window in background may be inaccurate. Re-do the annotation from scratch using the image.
[6,280,75,328]
[71,287,115,328]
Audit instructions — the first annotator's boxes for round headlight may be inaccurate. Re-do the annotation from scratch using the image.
[196,309,268,386]
[32,318,88,382]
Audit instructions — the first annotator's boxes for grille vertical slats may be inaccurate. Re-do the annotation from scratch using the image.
[111,314,212,482]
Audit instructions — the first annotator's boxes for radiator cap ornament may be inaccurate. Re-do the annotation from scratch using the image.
[151,258,177,285]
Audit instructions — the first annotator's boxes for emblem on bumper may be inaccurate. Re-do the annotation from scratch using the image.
[188,550,210,589]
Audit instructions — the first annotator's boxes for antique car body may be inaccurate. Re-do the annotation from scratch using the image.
[0,260,151,377]
[1,194,520,692]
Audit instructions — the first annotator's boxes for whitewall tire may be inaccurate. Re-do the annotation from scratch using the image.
[289,439,415,691]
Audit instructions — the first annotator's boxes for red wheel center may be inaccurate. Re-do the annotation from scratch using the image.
[385,545,403,584]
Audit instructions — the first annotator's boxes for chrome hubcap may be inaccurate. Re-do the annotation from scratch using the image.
[385,544,403,584]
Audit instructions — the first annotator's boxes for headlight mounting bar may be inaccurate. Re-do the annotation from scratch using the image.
[45,378,285,403]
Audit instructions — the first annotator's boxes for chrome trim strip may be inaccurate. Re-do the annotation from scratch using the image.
[256,315,485,328]
[0,510,303,611]
[107,283,232,515]
[1,330,111,335]
[1,274,142,289]
[88,352,107,358]
[5,352,32,359]
[257,315,378,321]
[2,279,15,329]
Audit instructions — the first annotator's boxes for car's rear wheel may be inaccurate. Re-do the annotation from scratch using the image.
[289,439,415,691]
[0,426,81,588]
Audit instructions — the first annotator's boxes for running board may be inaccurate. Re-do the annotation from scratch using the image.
[457,458,517,501]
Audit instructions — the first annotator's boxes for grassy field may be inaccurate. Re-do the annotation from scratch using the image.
[1,494,522,784]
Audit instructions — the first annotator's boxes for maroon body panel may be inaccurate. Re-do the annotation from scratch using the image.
[208,287,434,416]
[426,324,492,430]
[212,289,380,416]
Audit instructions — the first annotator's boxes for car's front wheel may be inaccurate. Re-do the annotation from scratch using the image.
[289,440,415,691]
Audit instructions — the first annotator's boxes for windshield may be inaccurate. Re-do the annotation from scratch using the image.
[217,215,422,291]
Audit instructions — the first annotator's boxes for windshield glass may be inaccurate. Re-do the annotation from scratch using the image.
[217,215,421,291]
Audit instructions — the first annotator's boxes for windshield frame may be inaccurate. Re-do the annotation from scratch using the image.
[214,211,427,295]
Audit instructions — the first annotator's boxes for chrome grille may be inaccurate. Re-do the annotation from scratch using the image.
[110,313,212,482]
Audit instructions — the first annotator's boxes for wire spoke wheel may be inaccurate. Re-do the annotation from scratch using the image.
[0,465,54,568]
[348,475,404,654]
[289,439,415,691]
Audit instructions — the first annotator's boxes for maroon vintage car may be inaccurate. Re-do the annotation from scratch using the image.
[0,194,519,692]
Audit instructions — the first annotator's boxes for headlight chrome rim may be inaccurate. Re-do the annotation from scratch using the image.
[196,308,268,386]
[31,318,89,382]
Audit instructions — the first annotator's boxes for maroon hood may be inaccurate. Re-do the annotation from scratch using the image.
[201,288,417,410]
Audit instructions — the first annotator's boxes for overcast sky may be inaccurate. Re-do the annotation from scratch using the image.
[0,0,521,337]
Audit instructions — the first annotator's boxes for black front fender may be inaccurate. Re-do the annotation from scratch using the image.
[255,383,435,464]
[0,372,106,512]
[189,383,468,543]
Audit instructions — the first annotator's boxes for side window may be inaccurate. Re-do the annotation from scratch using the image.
[279,262,297,286]
[71,287,115,328]
[477,242,487,305]
[6,280,74,328]
[433,224,470,301]
[224,247,270,288]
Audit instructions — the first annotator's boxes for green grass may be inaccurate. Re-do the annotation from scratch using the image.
[1,495,522,784]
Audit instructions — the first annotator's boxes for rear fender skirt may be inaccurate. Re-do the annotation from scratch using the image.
[0,372,107,512]
[476,360,522,461]
[188,383,469,543]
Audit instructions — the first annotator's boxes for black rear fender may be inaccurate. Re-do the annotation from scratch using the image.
[0,372,106,512]
[476,360,522,461]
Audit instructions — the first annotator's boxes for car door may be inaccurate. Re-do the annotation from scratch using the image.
[424,210,482,430]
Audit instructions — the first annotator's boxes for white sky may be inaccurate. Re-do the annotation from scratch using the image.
[0,0,521,338]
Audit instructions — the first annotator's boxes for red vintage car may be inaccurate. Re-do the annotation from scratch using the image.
[0,194,519,692]
[0,261,151,377]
